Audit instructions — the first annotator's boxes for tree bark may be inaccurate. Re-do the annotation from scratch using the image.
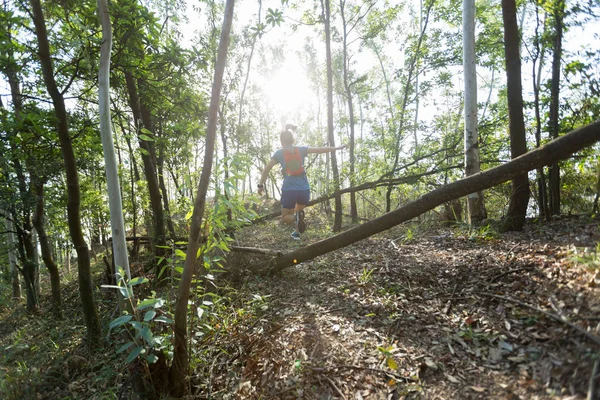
[156,124,177,238]
[340,0,358,223]
[32,179,63,318]
[257,121,600,274]
[322,0,343,232]
[169,0,235,396]
[548,0,564,216]
[124,71,167,275]
[30,0,101,342]
[2,62,37,311]
[500,0,530,232]
[5,217,21,299]
[97,0,131,285]
[533,7,550,219]
[463,0,487,224]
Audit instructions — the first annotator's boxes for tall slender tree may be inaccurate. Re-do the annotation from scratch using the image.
[322,0,343,231]
[501,0,530,231]
[170,0,235,395]
[548,0,565,216]
[97,0,131,285]
[463,0,487,224]
[29,0,101,342]
[31,178,62,318]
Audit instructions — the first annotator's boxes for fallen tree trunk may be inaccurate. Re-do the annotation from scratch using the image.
[252,164,462,223]
[256,120,600,275]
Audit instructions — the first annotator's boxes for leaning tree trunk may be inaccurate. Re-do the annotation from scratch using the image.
[463,0,487,224]
[169,0,235,396]
[322,0,343,231]
[29,0,101,342]
[500,0,530,232]
[548,0,564,216]
[32,178,63,318]
[257,121,600,275]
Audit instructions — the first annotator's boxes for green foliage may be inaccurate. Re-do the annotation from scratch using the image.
[104,268,172,365]
[358,266,376,285]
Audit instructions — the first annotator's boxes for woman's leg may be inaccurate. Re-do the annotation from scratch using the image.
[281,207,296,224]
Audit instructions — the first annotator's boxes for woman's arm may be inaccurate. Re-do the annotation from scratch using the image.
[257,158,278,194]
[306,144,347,154]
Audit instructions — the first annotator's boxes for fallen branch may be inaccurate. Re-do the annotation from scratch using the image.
[481,293,600,347]
[251,164,462,224]
[230,246,283,257]
[323,375,346,400]
[488,266,534,283]
[254,121,600,275]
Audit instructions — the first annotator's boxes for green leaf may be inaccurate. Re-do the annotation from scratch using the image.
[144,310,157,321]
[157,265,169,280]
[136,298,165,310]
[130,321,143,331]
[129,277,149,286]
[154,316,174,324]
[139,134,154,142]
[110,315,133,329]
[140,326,154,344]
[139,147,150,156]
[387,357,398,370]
[175,249,187,259]
[125,346,144,363]
[117,342,134,353]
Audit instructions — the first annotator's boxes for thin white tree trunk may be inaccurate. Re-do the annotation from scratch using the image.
[97,0,130,283]
[463,0,486,224]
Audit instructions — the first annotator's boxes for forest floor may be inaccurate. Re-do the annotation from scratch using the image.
[1,212,600,399]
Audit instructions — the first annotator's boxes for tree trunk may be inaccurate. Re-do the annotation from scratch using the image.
[340,0,358,223]
[123,131,139,248]
[2,55,39,311]
[156,125,177,237]
[257,120,600,274]
[500,0,530,232]
[322,0,343,231]
[548,0,564,216]
[32,179,63,318]
[533,7,550,219]
[169,0,235,396]
[97,0,131,286]
[463,0,487,224]
[124,71,167,275]
[5,217,21,299]
[14,220,39,312]
[29,0,101,342]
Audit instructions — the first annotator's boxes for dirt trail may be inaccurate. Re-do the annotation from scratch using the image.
[214,216,600,399]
